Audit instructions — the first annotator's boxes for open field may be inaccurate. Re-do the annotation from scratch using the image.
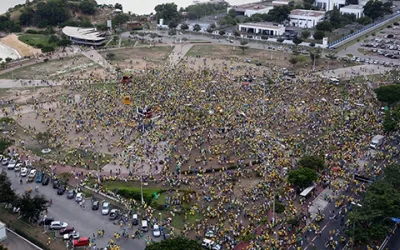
[18,34,53,48]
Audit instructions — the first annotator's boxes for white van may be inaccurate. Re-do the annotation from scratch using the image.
[141,220,148,232]
[329,78,340,85]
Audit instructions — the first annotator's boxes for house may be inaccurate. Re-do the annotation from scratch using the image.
[340,5,364,18]
[238,22,286,36]
[126,21,143,30]
[227,2,273,17]
[315,0,346,11]
[289,9,326,28]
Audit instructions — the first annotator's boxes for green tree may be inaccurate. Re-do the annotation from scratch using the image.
[19,8,35,26]
[277,37,285,43]
[313,30,325,40]
[106,52,116,60]
[288,168,317,188]
[299,155,325,171]
[301,30,311,39]
[168,20,178,29]
[79,0,96,15]
[114,3,123,10]
[228,8,237,18]
[219,30,226,36]
[309,42,315,47]
[36,131,52,148]
[265,6,291,23]
[155,3,181,24]
[233,30,240,37]
[57,39,72,51]
[168,29,177,36]
[180,23,189,31]
[193,23,201,32]
[16,192,48,221]
[364,0,385,21]
[239,40,248,54]
[5,57,12,63]
[310,48,321,63]
[34,0,70,26]
[374,84,400,105]
[0,244,8,250]
[145,236,202,250]
[292,37,303,46]
[316,21,333,32]
[303,0,315,9]
[209,23,216,29]
[0,171,17,204]
[357,16,372,25]
[289,57,298,68]
[112,13,130,26]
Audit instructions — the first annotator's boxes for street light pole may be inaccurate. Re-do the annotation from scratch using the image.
[140,173,144,205]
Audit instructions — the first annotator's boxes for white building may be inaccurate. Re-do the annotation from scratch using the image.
[289,9,326,28]
[227,2,273,17]
[0,222,6,242]
[62,26,107,46]
[272,0,290,6]
[238,22,286,36]
[340,4,364,18]
[315,0,345,11]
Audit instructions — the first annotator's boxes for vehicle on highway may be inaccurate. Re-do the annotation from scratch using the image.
[27,169,37,182]
[67,190,75,199]
[109,209,120,220]
[141,220,149,232]
[35,172,43,183]
[42,176,50,185]
[57,186,65,195]
[20,167,28,177]
[153,224,161,237]
[60,226,75,235]
[7,160,16,170]
[101,202,110,215]
[39,217,54,226]
[92,200,99,210]
[75,193,83,202]
[2,157,10,166]
[132,213,139,225]
[63,231,80,240]
[49,221,68,230]
[73,238,90,247]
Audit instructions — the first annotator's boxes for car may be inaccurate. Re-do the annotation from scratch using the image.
[202,239,221,250]
[35,172,43,183]
[73,238,90,247]
[27,169,37,182]
[53,180,60,189]
[57,187,65,195]
[49,221,68,230]
[153,224,161,237]
[63,231,80,240]
[14,163,22,172]
[42,176,50,185]
[60,226,75,235]
[132,213,139,225]
[109,209,120,220]
[92,200,99,210]
[75,193,83,202]
[7,160,16,170]
[101,202,110,215]
[0,155,3,161]
[20,167,28,177]
[39,217,54,226]
[205,230,215,238]
[67,190,75,199]
[2,158,10,166]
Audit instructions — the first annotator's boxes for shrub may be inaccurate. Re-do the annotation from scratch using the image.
[275,201,285,213]
[116,187,161,204]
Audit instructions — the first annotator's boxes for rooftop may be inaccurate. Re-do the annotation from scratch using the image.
[340,4,364,9]
[231,2,271,10]
[290,9,326,17]
[239,22,285,30]
[62,26,107,41]
[1,229,41,250]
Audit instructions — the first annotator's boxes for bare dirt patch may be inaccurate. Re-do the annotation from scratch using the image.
[1,34,41,57]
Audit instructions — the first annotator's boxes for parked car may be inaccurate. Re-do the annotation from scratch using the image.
[63,231,80,240]
[101,202,110,215]
[109,209,120,220]
[49,221,68,230]
[60,226,75,235]
[2,157,10,166]
[39,217,54,226]
[27,169,37,182]
[57,187,65,195]
[73,238,90,247]
[53,180,60,189]
[7,160,16,170]
[35,172,43,183]
[14,163,22,172]
[75,193,83,202]
[153,224,161,237]
[132,213,139,225]
[92,200,99,210]
[20,167,28,177]
[67,190,75,199]
[42,176,50,186]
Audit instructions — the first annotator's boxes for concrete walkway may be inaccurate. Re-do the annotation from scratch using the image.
[315,64,392,79]
[0,79,61,89]
[82,49,115,72]
[169,44,193,65]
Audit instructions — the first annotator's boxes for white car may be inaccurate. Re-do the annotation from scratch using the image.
[101,202,110,215]
[75,193,83,202]
[28,169,37,178]
[20,167,28,177]
[2,158,10,166]
[49,221,68,230]
[14,163,22,172]
[63,231,80,240]
[153,224,161,237]
[7,160,17,170]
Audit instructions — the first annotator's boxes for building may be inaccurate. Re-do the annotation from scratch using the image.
[315,0,345,11]
[272,0,290,6]
[340,5,364,18]
[0,222,6,242]
[227,2,273,17]
[126,21,143,30]
[62,26,107,46]
[238,22,286,36]
[289,9,326,28]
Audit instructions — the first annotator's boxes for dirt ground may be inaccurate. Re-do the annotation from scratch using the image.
[0,34,41,57]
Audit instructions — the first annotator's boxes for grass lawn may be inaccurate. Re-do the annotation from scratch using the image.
[18,34,53,48]
[170,210,203,230]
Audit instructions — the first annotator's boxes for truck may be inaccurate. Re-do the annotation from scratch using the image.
[370,135,385,149]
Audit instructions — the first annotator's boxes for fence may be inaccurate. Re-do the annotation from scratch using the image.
[329,12,400,48]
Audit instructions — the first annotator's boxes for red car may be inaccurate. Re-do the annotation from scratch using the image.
[73,238,90,247]
[60,226,74,235]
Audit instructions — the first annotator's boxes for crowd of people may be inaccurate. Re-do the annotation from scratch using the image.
[1,49,399,250]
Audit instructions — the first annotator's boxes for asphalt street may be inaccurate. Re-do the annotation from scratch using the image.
[2,167,159,250]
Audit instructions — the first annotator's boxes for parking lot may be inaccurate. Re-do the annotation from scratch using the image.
[1,160,162,250]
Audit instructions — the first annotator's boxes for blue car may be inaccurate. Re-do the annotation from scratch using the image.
[35,172,43,183]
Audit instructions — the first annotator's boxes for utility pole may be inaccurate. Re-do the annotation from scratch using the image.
[140,173,144,205]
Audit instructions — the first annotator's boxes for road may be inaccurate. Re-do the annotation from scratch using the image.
[3,167,160,250]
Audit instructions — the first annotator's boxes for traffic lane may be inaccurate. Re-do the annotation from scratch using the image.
[6,170,149,250]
